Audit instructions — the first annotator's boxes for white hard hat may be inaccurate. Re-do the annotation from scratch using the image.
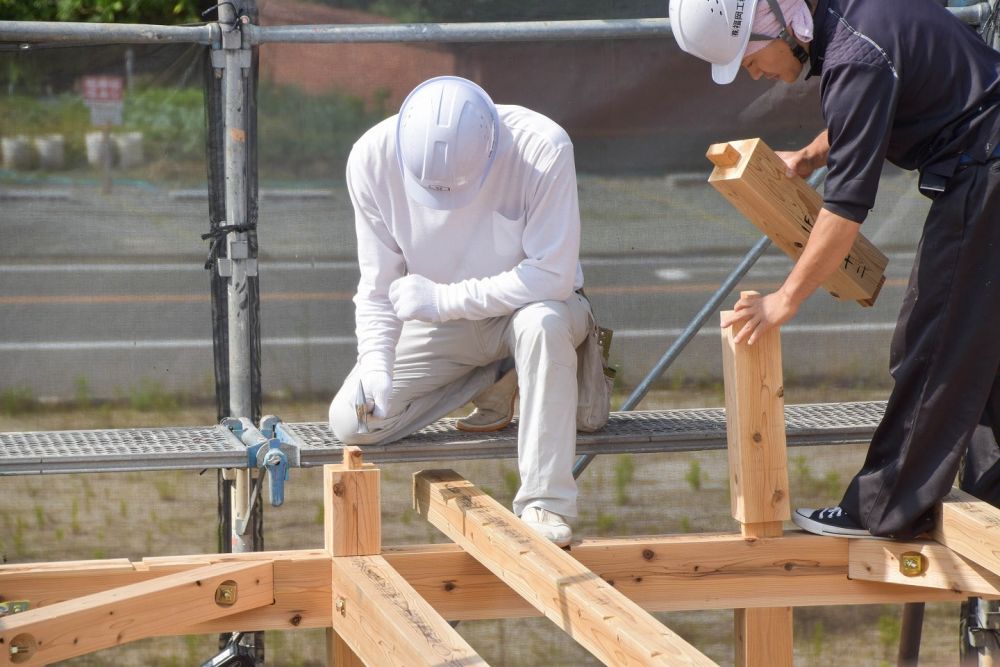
[669,0,761,84]
[396,76,500,210]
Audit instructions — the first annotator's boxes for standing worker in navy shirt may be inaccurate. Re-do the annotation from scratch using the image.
[671,0,1000,538]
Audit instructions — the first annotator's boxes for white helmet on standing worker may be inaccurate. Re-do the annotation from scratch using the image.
[396,76,500,210]
[670,0,761,84]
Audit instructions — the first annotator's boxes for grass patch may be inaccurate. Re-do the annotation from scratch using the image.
[613,454,634,505]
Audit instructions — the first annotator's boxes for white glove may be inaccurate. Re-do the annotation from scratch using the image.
[360,370,392,418]
[389,274,442,322]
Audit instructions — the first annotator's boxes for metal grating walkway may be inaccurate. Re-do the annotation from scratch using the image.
[0,401,886,475]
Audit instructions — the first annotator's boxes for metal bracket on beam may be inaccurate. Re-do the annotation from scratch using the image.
[0,601,30,617]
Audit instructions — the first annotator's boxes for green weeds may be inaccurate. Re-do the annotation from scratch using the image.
[613,454,634,505]
[685,459,704,491]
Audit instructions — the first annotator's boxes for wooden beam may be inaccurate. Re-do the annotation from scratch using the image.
[721,305,792,667]
[330,554,488,667]
[325,446,381,666]
[414,469,717,667]
[102,551,334,635]
[3,535,993,634]
[707,138,888,306]
[0,560,272,666]
[933,488,1000,575]
[849,539,1000,595]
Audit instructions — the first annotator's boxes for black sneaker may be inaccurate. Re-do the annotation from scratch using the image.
[792,506,871,538]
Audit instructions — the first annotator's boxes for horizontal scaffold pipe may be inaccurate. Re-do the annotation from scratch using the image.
[0,20,216,44]
[0,3,991,46]
[247,18,671,44]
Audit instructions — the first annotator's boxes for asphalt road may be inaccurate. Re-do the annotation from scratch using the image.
[0,250,917,402]
[0,169,928,402]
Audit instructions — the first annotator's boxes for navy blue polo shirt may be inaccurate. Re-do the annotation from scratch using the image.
[809,0,1000,222]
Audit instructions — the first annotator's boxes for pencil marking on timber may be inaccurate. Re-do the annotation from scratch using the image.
[353,557,456,658]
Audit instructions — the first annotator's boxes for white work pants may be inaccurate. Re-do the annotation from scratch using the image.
[329,292,592,518]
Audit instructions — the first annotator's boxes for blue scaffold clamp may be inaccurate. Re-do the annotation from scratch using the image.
[259,416,304,506]
[222,416,300,507]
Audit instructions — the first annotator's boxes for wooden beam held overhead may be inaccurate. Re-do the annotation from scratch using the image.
[707,138,888,306]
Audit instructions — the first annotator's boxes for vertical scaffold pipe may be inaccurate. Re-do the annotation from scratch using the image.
[219,1,254,556]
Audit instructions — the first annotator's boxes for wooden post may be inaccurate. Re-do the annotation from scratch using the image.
[325,446,380,667]
[722,295,792,667]
[707,138,888,306]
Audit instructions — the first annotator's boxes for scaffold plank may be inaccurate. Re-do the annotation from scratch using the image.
[0,402,886,475]
[0,424,247,474]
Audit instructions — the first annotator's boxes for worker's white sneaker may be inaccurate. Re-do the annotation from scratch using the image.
[457,368,517,432]
[520,507,572,547]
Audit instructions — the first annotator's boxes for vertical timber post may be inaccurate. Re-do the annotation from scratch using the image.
[325,446,381,666]
[721,291,793,667]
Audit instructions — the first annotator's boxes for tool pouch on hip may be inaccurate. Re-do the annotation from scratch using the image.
[576,314,615,433]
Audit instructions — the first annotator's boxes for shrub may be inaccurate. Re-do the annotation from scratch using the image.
[257,83,387,179]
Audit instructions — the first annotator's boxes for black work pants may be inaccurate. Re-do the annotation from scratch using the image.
[840,158,1000,538]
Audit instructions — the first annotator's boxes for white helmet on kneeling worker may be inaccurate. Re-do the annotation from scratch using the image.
[396,76,500,211]
[669,0,814,84]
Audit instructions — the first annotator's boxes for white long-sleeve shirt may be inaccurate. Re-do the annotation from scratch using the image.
[347,105,585,375]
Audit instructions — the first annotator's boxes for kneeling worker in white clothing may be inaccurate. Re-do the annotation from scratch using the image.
[328,76,593,547]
